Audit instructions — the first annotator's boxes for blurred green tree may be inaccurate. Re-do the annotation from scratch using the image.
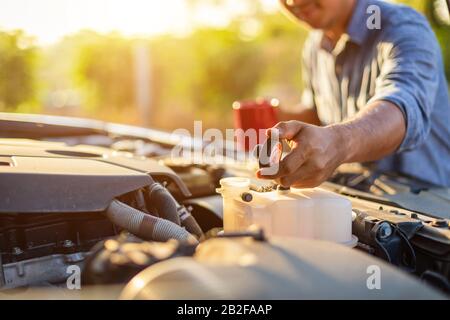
[399,0,450,80]
[0,30,37,111]
[426,1,450,82]
[73,32,135,113]
[65,11,307,129]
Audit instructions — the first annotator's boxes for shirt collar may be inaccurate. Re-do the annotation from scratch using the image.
[346,0,372,45]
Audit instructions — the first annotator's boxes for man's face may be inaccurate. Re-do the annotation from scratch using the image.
[279,0,347,29]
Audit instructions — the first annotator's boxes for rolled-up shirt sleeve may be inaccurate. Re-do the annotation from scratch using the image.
[367,19,440,152]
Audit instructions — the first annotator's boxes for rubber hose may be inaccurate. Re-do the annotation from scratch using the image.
[105,200,197,244]
[147,183,203,238]
[178,206,204,239]
[182,215,204,239]
[148,183,180,225]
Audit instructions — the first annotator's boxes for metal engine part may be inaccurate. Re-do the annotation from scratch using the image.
[83,234,196,285]
[2,252,87,289]
[120,236,446,300]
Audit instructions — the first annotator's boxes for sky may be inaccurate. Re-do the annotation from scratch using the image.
[0,0,278,45]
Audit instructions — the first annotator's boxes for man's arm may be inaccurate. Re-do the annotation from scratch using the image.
[333,100,406,163]
[257,100,406,188]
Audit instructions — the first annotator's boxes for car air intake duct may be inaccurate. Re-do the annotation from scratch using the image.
[105,199,197,244]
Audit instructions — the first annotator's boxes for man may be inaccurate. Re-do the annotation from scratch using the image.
[258,0,450,188]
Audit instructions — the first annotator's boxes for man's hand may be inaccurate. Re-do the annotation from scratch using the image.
[256,101,406,188]
[257,121,346,188]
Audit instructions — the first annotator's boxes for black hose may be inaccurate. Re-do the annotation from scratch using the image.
[147,183,180,225]
[178,205,204,240]
[146,182,204,239]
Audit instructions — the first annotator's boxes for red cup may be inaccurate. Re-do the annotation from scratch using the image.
[233,98,280,151]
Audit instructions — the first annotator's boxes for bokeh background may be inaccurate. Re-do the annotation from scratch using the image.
[0,0,449,131]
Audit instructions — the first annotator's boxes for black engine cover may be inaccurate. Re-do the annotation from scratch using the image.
[0,139,191,213]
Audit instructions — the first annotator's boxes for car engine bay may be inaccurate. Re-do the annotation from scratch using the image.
[0,114,449,299]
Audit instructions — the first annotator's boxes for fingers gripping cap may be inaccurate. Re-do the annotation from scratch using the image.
[258,136,283,169]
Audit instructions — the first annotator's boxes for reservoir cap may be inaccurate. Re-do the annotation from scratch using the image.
[258,137,283,169]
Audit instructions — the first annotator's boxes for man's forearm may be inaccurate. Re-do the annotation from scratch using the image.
[331,100,406,164]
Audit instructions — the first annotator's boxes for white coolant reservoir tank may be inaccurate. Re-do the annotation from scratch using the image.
[247,190,315,239]
[217,178,357,247]
[291,187,357,247]
[216,177,251,232]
